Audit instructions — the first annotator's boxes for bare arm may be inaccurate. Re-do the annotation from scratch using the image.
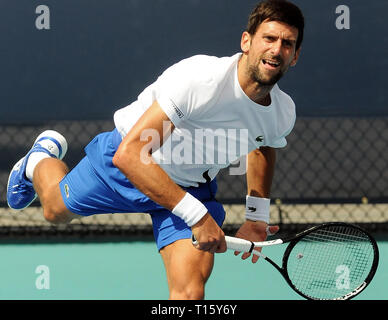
[246,146,276,198]
[234,147,279,262]
[112,100,226,253]
[113,101,185,211]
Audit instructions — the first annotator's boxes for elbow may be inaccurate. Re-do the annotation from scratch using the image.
[112,143,152,171]
[113,144,132,170]
[112,149,124,170]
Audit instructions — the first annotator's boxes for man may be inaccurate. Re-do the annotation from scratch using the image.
[7,0,304,299]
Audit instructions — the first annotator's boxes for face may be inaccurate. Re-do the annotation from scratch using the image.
[241,20,300,86]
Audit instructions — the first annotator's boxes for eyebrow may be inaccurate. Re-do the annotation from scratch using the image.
[262,33,297,43]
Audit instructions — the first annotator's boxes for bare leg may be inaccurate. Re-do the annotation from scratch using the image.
[33,158,79,224]
[160,238,214,300]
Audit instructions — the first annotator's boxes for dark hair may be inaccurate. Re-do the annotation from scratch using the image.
[246,0,305,50]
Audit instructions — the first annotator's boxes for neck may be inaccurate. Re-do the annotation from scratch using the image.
[237,55,273,106]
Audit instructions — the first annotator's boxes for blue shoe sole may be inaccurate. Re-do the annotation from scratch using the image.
[7,157,38,210]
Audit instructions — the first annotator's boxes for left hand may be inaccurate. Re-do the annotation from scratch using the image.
[233,220,279,263]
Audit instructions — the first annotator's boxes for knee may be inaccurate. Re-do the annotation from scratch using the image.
[170,285,205,300]
[43,208,72,225]
[40,185,73,224]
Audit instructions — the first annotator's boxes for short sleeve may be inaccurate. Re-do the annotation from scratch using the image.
[268,137,288,148]
[266,87,296,149]
[153,56,217,127]
[157,94,186,127]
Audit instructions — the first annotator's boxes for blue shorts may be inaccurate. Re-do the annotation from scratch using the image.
[59,129,225,250]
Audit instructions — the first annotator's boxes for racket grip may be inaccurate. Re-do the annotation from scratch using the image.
[225,236,254,253]
[192,234,255,253]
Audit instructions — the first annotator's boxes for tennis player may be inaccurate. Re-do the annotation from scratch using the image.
[7,0,304,299]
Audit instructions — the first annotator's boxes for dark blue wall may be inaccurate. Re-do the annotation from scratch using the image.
[1,0,387,124]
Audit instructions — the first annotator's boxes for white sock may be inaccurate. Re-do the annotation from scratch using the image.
[35,139,62,158]
[25,152,51,181]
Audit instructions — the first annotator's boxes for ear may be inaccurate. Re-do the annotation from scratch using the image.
[290,47,301,67]
[240,31,252,53]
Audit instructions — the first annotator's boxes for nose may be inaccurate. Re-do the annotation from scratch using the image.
[269,39,282,56]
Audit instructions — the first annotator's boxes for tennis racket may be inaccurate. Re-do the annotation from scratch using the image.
[193,222,379,300]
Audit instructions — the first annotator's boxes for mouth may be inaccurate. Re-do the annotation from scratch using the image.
[261,59,281,70]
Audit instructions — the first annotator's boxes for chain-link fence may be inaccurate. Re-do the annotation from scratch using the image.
[1,117,388,239]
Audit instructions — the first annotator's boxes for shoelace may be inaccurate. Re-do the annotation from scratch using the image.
[10,182,34,192]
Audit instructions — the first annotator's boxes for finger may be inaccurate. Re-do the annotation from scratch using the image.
[216,238,227,253]
[209,241,219,254]
[241,252,251,260]
[199,242,213,252]
[234,250,241,256]
[211,237,226,254]
[251,247,262,263]
[251,253,260,263]
[199,238,218,253]
[194,240,209,251]
[242,244,263,260]
[266,225,280,236]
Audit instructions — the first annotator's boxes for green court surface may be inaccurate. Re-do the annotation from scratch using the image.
[0,239,386,300]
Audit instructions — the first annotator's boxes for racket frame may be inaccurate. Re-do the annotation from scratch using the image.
[227,222,380,300]
[281,222,379,300]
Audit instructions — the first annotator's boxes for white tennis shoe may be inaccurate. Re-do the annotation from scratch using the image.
[6,130,68,210]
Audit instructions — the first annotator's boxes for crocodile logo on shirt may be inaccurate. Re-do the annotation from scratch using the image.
[255,135,264,143]
[64,184,70,198]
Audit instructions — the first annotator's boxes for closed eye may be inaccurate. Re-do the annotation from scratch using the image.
[283,40,295,48]
[264,36,277,42]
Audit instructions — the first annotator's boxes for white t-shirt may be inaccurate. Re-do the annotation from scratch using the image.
[114,53,296,187]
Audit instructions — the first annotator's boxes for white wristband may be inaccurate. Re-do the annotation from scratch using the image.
[172,193,208,227]
[245,195,270,223]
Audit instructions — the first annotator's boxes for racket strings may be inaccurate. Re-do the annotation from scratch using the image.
[286,225,375,300]
[304,231,370,243]
[293,228,372,296]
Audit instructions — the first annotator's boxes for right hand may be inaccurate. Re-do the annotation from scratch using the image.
[191,213,226,254]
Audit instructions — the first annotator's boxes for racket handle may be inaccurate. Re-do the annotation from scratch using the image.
[192,234,266,257]
[225,236,255,252]
[227,239,267,259]
[192,234,252,248]
[192,234,255,252]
